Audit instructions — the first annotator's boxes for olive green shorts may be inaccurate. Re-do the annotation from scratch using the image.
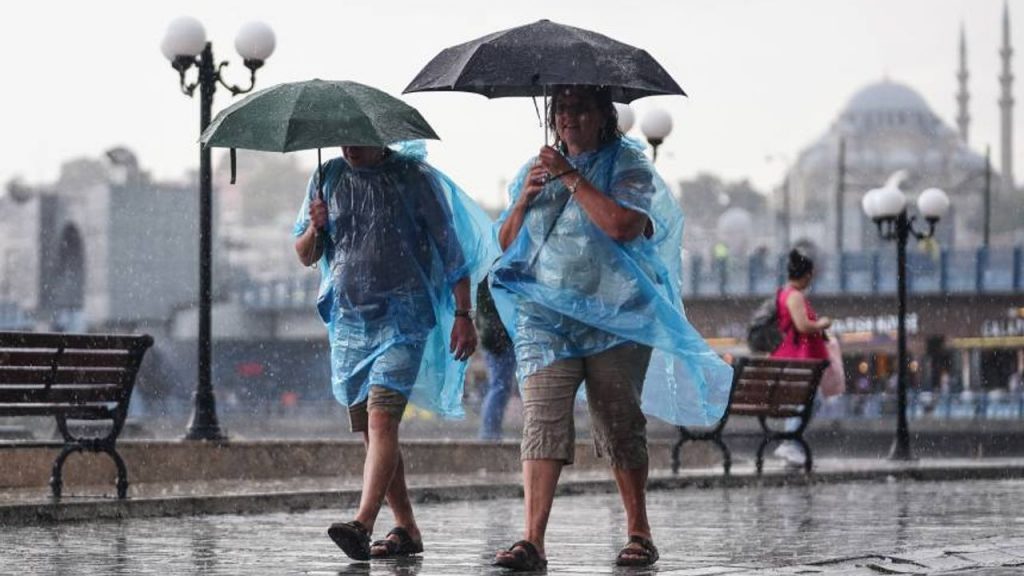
[520,342,653,468]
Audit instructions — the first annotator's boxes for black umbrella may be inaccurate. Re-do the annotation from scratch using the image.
[403,19,686,103]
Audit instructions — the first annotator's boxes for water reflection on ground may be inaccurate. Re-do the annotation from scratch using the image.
[4,479,1024,575]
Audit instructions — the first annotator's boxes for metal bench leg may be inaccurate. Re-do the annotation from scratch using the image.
[101,445,130,499]
[672,427,695,475]
[671,437,685,475]
[794,436,813,474]
[754,437,772,476]
[713,437,732,475]
[49,444,82,500]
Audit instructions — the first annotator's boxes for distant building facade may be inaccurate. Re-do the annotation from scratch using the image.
[0,148,201,331]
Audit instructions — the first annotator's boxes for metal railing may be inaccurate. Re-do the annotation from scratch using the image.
[233,245,1024,310]
[816,390,1024,421]
[683,245,1024,298]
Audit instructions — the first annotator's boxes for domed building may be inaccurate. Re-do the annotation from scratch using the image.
[784,78,993,253]
[783,6,1019,255]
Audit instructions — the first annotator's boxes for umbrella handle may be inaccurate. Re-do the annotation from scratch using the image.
[314,147,330,261]
[317,148,325,202]
[543,84,548,148]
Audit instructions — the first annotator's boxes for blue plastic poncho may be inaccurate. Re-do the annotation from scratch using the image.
[492,137,734,426]
[293,143,498,418]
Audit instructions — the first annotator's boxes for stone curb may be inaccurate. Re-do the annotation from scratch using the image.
[3,461,1023,526]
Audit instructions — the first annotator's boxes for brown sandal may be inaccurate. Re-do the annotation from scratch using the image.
[615,534,659,567]
[327,520,371,561]
[370,526,424,558]
[494,540,547,571]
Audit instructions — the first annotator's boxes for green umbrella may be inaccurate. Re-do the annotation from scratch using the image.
[199,79,440,198]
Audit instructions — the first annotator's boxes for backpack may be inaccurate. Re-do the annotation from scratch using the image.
[747,290,784,353]
[475,279,512,354]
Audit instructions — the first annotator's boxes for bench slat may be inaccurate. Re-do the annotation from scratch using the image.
[732,382,814,409]
[730,405,803,418]
[0,367,128,385]
[742,358,826,369]
[738,368,820,382]
[0,404,114,418]
[772,382,815,405]
[0,350,134,369]
[732,384,773,405]
[0,385,125,403]
[0,332,153,351]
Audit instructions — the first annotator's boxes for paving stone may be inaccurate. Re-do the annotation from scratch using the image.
[888,552,978,572]
[937,565,1024,569]
[953,550,1024,566]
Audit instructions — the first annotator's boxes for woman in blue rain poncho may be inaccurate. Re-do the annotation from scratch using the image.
[491,86,734,571]
[294,143,496,561]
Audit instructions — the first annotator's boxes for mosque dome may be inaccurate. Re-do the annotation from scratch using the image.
[836,79,945,137]
[783,77,989,252]
[844,80,932,114]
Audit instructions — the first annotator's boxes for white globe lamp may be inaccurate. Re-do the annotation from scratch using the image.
[874,185,907,219]
[614,103,635,133]
[235,21,276,66]
[640,108,672,161]
[161,16,207,60]
[916,187,950,222]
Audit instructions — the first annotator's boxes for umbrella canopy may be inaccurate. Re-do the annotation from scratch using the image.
[201,79,439,152]
[403,19,685,103]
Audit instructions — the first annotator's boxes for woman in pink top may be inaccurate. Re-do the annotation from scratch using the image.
[771,249,832,466]
[772,249,831,360]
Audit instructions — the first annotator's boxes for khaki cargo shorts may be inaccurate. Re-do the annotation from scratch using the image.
[348,385,409,433]
[520,342,653,469]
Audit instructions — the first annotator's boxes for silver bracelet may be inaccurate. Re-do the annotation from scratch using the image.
[567,174,583,194]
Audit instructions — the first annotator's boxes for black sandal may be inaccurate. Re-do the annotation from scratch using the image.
[370,526,424,558]
[327,520,371,561]
[494,540,547,571]
[615,535,659,567]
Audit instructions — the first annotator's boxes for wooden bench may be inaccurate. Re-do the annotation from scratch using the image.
[671,357,828,476]
[0,331,153,499]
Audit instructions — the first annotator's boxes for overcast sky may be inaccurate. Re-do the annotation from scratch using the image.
[1,0,1019,209]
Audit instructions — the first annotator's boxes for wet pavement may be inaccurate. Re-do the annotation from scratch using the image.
[4,478,1024,575]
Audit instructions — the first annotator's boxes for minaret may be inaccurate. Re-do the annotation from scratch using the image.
[957,23,970,143]
[1000,0,1015,192]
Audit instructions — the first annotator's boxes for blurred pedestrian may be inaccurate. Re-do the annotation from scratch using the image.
[1007,367,1022,395]
[490,85,732,570]
[294,143,493,561]
[770,249,832,467]
[476,278,517,441]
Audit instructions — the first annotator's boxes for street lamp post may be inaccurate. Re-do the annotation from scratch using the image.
[862,173,950,460]
[161,17,275,441]
[640,108,673,162]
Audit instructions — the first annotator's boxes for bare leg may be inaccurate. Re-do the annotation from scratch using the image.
[494,458,560,563]
[383,450,420,541]
[523,458,562,556]
[612,465,651,541]
[353,409,411,536]
[496,358,581,565]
